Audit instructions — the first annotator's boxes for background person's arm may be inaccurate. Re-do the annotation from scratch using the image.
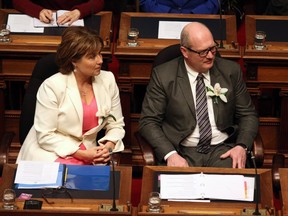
[189,0,219,14]
[12,0,44,18]
[71,0,104,19]
[139,0,171,13]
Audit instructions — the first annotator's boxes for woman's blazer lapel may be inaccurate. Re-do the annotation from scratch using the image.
[66,73,83,123]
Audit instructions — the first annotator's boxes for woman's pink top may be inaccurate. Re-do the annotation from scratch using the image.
[55,97,98,164]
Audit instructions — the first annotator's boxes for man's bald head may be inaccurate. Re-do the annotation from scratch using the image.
[180,22,214,48]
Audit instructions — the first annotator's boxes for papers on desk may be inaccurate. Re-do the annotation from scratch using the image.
[7,14,44,33]
[158,21,190,39]
[33,10,84,27]
[14,161,111,191]
[160,173,255,202]
[14,161,62,188]
[7,11,84,34]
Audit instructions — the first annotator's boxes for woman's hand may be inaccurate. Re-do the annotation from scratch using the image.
[57,9,81,26]
[92,147,111,164]
[104,141,116,151]
[72,146,111,164]
[39,9,54,23]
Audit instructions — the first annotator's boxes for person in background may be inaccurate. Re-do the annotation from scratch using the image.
[255,0,270,14]
[264,0,288,15]
[12,0,104,25]
[139,22,258,168]
[139,0,220,14]
[16,26,125,165]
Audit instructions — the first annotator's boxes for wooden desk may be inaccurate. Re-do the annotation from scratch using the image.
[0,164,134,216]
[137,166,274,216]
[114,12,241,167]
[0,10,113,163]
[244,15,288,167]
[279,168,288,215]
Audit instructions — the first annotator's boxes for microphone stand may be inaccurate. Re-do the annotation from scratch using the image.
[217,0,224,49]
[251,152,261,215]
[109,149,118,211]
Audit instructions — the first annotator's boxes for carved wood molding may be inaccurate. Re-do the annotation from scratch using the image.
[279,89,288,97]
[0,80,6,90]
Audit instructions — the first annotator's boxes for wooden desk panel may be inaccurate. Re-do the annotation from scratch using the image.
[279,168,288,215]
[137,166,274,216]
[245,15,288,46]
[0,164,133,216]
[116,13,240,59]
[118,13,238,44]
[244,15,288,161]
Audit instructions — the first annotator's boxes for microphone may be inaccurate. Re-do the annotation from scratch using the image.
[109,148,118,211]
[250,151,261,215]
[217,0,224,49]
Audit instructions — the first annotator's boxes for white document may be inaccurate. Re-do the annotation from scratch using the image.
[7,14,44,33]
[14,161,60,185]
[158,21,190,39]
[33,10,84,27]
[160,173,255,202]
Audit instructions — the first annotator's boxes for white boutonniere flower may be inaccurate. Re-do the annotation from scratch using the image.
[96,106,116,124]
[206,83,228,104]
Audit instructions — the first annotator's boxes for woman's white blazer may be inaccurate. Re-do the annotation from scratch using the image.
[16,70,125,162]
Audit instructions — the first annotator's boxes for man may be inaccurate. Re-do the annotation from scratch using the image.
[139,22,258,168]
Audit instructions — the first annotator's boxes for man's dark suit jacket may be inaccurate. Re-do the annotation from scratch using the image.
[139,56,259,163]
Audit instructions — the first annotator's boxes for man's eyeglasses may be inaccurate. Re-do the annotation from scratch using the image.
[183,42,219,58]
[41,186,73,204]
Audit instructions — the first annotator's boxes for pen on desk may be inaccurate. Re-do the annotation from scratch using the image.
[55,12,59,27]
[64,166,68,185]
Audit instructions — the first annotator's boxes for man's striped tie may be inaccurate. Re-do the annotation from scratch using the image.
[196,74,212,154]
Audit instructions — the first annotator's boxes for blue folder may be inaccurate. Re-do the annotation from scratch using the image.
[15,164,110,191]
[64,165,110,191]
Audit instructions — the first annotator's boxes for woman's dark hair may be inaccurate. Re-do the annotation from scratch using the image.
[56,26,104,74]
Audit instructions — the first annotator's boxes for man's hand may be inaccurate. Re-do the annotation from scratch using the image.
[166,152,189,167]
[220,145,247,168]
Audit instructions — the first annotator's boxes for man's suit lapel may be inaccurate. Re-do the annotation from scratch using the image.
[210,62,222,124]
[177,61,196,120]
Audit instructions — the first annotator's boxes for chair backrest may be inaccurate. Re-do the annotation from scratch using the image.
[19,53,59,145]
[153,44,182,68]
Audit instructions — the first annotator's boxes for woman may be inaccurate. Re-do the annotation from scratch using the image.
[16,26,125,165]
[12,0,104,25]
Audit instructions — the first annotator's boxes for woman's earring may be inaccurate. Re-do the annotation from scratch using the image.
[73,68,77,73]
